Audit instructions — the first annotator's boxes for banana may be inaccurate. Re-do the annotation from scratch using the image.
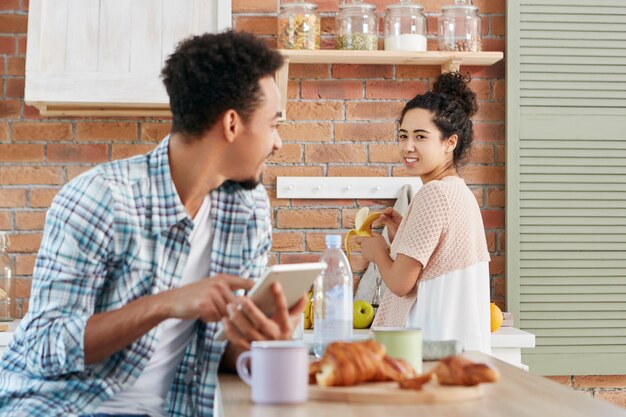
[303,290,313,329]
[344,207,382,261]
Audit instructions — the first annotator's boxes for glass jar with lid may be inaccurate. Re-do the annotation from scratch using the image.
[336,0,378,51]
[438,0,482,52]
[277,0,321,50]
[384,0,427,51]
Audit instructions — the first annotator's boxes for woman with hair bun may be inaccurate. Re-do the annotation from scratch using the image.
[353,72,491,353]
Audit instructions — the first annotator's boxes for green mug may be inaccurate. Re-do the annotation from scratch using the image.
[372,327,422,374]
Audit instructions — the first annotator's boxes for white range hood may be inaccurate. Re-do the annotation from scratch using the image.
[25,0,231,117]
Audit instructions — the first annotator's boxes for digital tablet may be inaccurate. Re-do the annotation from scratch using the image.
[214,262,326,341]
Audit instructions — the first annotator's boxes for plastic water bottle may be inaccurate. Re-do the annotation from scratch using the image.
[313,234,353,357]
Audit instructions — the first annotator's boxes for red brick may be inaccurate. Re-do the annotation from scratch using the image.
[14,277,31,298]
[335,122,395,142]
[0,144,44,162]
[493,79,505,101]
[459,165,504,185]
[5,77,24,98]
[267,143,302,164]
[271,232,305,252]
[305,144,366,163]
[17,33,26,54]
[0,212,9,229]
[0,0,19,11]
[235,16,277,36]
[345,102,404,121]
[266,187,290,208]
[278,122,332,142]
[332,64,393,79]
[491,15,505,36]
[369,143,400,163]
[262,166,324,186]
[21,0,29,12]
[140,123,171,143]
[22,104,42,119]
[475,102,504,122]
[29,188,59,208]
[0,100,21,118]
[232,0,277,12]
[287,80,298,99]
[499,232,505,252]
[467,143,494,164]
[111,144,156,160]
[481,209,504,228]
[305,232,327,252]
[486,188,505,208]
[469,79,490,101]
[12,122,72,142]
[574,376,626,389]
[0,166,63,185]
[0,122,7,142]
[0,14,28,33]
[14,254,35,276]
[489,255,504,275]
[66,165,94,181]
[465,60,505,79]
[0,35,15,54]
[279,253,321,264]
[48,144,108,163]
[492,276,505,298]
[7,233,42,253]
[327,166,388,177]
[286,102,343,121]
[486,232,496,252]
[301,80,363,100]
[289,64,329,79]
[472,187,484,207]
[395,66,441,79]
[7,56,25,76]
[594,390,626,408]
[15,211,46,230]
[0,188,27,207]
[277,208,340,229]
[474,123,504,143]
[366,80,427,100]
[76,122,137,141]
[473,0,505,14]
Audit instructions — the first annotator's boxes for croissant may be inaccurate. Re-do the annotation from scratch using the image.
[432,355,499,386]
[311,340,417,387]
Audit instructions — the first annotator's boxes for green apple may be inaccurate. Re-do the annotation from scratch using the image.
[353,299,375,329]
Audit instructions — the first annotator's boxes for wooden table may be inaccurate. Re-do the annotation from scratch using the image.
[219,351,626,417]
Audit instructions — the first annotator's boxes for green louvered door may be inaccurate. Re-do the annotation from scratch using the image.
[507,0,626,375]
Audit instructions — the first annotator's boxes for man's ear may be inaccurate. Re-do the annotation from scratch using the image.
[222,109,241,144]
[446,134,459,153]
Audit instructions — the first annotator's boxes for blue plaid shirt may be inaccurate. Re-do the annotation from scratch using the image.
[0,136,272,416]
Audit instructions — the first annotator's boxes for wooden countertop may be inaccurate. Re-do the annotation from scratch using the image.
[219,351,626,417]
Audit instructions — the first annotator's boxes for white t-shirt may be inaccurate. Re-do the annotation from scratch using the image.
[96,195,213,416]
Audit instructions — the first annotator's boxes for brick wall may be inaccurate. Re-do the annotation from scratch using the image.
[0,0,624,408]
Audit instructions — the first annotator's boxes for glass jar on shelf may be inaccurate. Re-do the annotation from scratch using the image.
[277,0,321,50]
[384,0,427,52]
[438,0,482,52]
[335,0,379,51]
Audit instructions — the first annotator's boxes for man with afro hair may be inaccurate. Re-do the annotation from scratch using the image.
[0,30,303,417]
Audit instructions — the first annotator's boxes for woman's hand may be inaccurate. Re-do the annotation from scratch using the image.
[354,232,390,263]
[373,207,403,243]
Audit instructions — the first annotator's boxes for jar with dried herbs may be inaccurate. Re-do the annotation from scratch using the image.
[438,0,482,52]
[336,0,379,51]
[278,1,321,50]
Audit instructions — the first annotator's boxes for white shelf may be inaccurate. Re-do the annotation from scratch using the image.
[276,176,422,199]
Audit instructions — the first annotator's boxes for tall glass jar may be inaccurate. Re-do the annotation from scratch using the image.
[277,0,321,50]
[384,0,427,51]
[438,0,482,52]
[0,232,15,321]
[336,0,378,51]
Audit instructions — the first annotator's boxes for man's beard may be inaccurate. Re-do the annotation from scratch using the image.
[236,177,261,190]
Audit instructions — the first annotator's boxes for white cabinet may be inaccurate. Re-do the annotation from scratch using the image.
[25,0,231,116]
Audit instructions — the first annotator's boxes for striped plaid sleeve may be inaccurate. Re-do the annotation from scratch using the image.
[241,186,272,280]
[22,171,114,377]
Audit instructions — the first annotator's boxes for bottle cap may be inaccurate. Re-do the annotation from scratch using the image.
[325,234,342,247]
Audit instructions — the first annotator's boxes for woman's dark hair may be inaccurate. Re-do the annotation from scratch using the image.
[399,72,478,164]
[161,30,284,137]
